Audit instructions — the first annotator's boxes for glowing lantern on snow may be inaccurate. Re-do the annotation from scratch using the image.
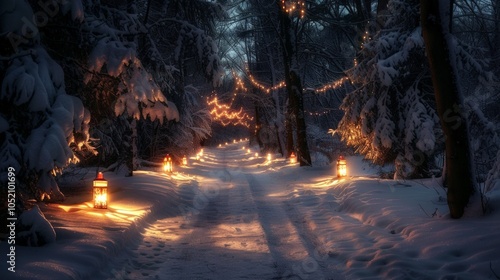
[290,152,297,164]
[267,153,272,162]
[182,155,188,166]
[337,156,347,178]
[93,172,108,209]
[164,155,173,173]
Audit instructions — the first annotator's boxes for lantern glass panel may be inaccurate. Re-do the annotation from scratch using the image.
[93,187,107,208]
[337,159,347,177]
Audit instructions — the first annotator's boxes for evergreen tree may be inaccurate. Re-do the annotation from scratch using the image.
[338,0,440,178]
[338,0,494,179]
[1,0,93,202]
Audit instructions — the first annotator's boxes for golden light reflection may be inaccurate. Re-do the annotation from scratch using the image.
[58,204,90,212]
[212,222,271,254]
[86,211,105,218]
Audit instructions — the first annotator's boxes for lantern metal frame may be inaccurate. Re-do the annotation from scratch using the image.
[336,156,347,178]
[163,156,173,173]
[93,172,108,209]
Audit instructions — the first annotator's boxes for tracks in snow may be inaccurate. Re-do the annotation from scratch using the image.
[102,146,346,280]
[245,173,343,280]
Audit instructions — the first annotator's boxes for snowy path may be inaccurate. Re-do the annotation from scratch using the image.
[3,142,499,279]
[245,173,343,280]
[102,147,281,279]
[101,145,347,280]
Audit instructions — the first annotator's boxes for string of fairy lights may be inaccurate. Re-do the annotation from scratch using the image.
[207,69,349,127]
[207,1,353,127]
[207,72,254,127]
[207,94,254,128]
[245,64,350,94]
[306,108,338,117]
[281,0,306,19]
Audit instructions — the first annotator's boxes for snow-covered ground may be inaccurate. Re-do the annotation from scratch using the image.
[2,141,500,279]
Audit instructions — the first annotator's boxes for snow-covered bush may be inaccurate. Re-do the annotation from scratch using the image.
[74,0,223,170]
[1,45,93,202]
[463,95,500,183]
[486,151,500,193]
[17,205,56,246]
[0,0,92,204]
[338,0,439,179]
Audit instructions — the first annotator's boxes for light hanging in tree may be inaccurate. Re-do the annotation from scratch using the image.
[163,155,173,173]
[336,156,347,178]
[93,172,108,209]
[281,0,305,18]
[245,63,349,94]
[207,95,253,127]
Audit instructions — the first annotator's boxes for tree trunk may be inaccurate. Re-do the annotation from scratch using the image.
[289,71,311,166]
[123,117,138,177]
[420,0,475,218]
[279,4,312,166]
[376,0,389,28]
[285,112,294,157]
[254,99,263,149]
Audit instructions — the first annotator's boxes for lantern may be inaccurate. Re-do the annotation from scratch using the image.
[163,155,173,173]
[182,155,188,166]
[93,172,108,209]
[290,152,297,164]
[267,153,272,162]
[337,156,347,178]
